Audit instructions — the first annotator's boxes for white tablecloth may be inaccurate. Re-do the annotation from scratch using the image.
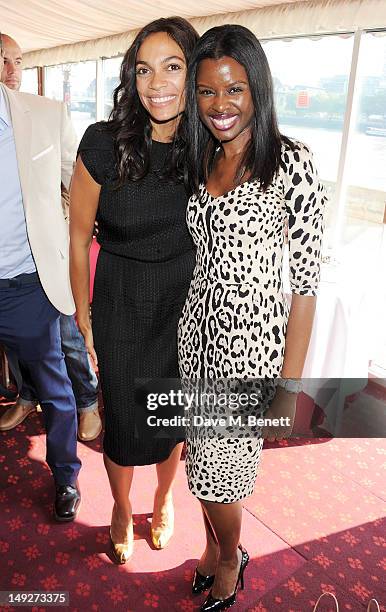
[283,250,373,434]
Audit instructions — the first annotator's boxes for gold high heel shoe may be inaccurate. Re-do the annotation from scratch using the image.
[151,498,174,550]
[109,506,133,564]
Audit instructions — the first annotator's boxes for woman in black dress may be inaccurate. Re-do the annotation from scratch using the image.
[69,18,198,562]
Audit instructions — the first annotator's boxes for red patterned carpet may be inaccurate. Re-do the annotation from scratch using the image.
[0,408,385,612]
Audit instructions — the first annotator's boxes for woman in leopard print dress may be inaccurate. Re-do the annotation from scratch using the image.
[177,25,326,611]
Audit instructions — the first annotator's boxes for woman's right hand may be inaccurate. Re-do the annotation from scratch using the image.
[78,321,98,369]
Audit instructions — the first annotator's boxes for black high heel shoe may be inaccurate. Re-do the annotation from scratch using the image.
[200,546,249,612]
[192,567,215,595]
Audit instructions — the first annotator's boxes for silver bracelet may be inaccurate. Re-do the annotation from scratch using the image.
[277,378,303,394]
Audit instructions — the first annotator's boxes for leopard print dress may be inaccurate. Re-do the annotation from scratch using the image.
[178,140,327,503]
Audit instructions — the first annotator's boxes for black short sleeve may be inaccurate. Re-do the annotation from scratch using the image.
[77,122,115,185]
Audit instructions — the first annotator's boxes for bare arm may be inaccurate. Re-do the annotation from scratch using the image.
[69,156,100,364]
[281,294,316,378]
[263,295,316,441]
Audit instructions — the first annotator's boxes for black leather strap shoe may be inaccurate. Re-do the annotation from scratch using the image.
[54,484,81,522]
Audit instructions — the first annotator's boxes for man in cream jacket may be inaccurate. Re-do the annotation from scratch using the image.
[0,36,81,521]
[0,33,101,442]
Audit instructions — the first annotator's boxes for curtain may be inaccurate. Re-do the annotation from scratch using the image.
[22,0,386,68]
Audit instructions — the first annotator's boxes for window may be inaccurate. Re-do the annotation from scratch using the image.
[20,68,38,95]
[264,35,355,250]
[264,32,386,370]
[343,32,386,370]
[103,56,122,120]
[44,61,97,139]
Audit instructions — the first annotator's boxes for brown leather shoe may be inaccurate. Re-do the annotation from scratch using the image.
[78,408,102,442]
[0,401,37,431]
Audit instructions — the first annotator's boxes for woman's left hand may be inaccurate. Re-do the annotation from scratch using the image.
[262,386,298,441]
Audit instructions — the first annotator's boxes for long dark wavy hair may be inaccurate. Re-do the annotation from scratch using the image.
[182,24,292,195]
[109,17,199,184]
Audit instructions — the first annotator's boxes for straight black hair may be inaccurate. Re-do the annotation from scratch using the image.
[109,17,199,184]
[183,24,292,195]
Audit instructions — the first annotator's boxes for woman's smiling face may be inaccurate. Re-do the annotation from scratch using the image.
[196,56,254,144]
[135,31,187,124]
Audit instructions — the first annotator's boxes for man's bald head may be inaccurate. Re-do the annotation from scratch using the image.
[0,34,4,74]
[0,34,23,90]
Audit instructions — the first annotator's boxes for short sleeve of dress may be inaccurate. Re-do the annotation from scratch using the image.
[77,122,115,185]
[282,141,327,296]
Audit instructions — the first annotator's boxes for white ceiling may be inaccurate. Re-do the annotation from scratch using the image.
[0,0,307,53]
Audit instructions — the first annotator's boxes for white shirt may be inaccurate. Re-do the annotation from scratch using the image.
[0,86,36,278]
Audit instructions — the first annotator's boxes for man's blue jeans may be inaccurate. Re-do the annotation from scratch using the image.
[19,314,99,414]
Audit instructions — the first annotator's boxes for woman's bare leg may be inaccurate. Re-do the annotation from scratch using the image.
[151,442,184,546]
[103,453,134,543]
[153,442,183,515]
[196,503,219,575]
[201,499,243,599]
